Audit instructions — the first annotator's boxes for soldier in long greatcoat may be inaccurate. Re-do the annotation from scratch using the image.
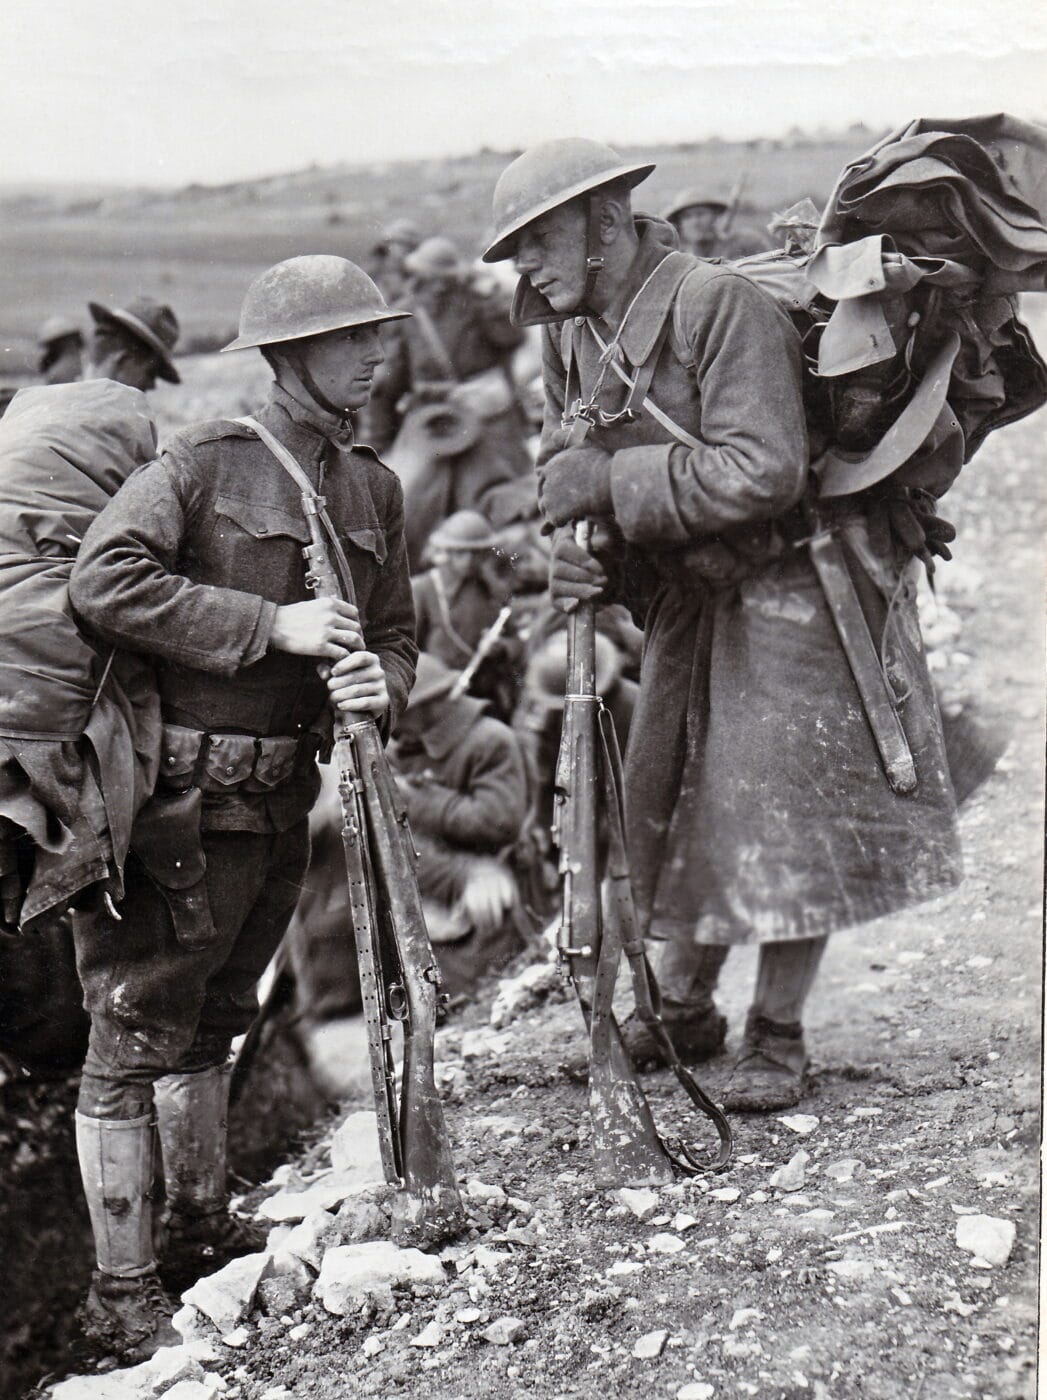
[481,140,960,1113]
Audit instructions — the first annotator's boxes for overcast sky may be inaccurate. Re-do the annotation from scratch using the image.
[2,0,1045,186]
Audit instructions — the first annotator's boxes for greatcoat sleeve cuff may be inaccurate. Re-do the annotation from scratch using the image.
[610,445,691,546]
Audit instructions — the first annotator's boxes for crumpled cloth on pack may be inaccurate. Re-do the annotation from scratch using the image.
[808,114,1047,469]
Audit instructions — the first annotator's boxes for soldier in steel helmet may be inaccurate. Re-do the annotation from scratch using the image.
[412,508,523,721]
[66,256,417,1356]
[482,141,960,1114]
[36,314,84,384]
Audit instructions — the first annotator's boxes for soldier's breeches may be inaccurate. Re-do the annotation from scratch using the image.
[646,938,728,1009]
[74,824,310,1119]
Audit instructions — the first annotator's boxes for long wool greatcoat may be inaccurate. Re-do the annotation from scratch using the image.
[525,219,961,946]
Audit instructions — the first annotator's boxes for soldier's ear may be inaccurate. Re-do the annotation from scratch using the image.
[598,193,631,244]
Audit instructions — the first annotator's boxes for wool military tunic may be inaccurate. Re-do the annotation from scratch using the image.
[527,219,961,946]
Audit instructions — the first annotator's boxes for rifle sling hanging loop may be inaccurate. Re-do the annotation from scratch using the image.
[596,705,734,1174]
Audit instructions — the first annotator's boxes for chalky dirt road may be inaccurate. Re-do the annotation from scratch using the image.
[33,304,1045,1400]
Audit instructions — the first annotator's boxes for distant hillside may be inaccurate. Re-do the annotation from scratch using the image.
[0,131,874,372]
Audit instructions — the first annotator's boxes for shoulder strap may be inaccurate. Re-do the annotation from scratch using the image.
[585,323,703,451]
[235,415,358,605]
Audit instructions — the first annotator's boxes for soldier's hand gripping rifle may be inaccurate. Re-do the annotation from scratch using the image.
[238,417,465,1248]
[550,435,732,1182]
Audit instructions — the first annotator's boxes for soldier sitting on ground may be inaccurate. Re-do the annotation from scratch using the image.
[412,509,524,722]
[390,652,530,1004]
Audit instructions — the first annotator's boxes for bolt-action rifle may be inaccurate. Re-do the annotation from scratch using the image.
[551,416,732,1186]
[237,416,465,1248]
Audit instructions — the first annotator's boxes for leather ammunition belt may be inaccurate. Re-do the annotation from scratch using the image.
[158,724,320,796]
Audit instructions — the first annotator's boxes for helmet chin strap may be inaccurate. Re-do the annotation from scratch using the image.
[278,347,355,428]
[580,193,606,312]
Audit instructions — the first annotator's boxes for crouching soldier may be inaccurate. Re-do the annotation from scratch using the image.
[412,509,523,721]
[391,653,529,1001]
[68,256,416,1357]
[482,142,960,1110]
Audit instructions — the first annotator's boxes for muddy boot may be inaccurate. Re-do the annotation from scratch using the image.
[155,1064,266,1289]
[619,999,728,1070]
[75,1111,179,1359]
[723,1013,808,1113]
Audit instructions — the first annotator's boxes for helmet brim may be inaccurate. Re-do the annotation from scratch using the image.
[220,306,412,354]
[481,161,655,263]
[88,301,181,383]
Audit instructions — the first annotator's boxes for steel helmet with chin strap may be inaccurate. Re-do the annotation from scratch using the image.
[221,255,410,353]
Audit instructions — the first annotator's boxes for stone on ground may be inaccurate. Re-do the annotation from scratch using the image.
[274,1208,339,1269]
[315,1240,445,1314]
[181,1251,269,1333]
[258,1170,379,1222]
[614,1187,660,1219]
[632,1328,668,1358]
[955,1213,1016,1266]
[770,1149,810,1192]
[490,960,560,1028]
[481,1315,527,1345]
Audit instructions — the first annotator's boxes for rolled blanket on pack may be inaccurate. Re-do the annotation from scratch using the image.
[0,379,162,930]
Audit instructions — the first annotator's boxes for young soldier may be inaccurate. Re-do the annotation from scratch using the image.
[68,256,416,1357]
[481,141,959,1112]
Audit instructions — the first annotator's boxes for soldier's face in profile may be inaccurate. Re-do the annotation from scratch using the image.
[514,203,588,312]
[298,324,385,411]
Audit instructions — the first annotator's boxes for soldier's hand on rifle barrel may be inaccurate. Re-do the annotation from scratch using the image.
[269,598,365,658]
[549,527,610,614]
[327,650,390,717]
[538,445,613,527]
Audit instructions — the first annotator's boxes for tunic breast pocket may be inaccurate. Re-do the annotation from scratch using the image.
[208,494,310,599]
[339,526,387,607]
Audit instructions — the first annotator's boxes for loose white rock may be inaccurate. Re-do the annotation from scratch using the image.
[647,1232,685,1254]
[455,1306,483,1323]
[411,1321,444,1347]
[671,1212,699,1232]
[274,1209,338,1270]
[955,1214,1016,1267]
[172,1304,217,1345]
[827,1259,876,1281]
[221,1328,250,1349]
[316,1241,445,1314]
[770,1150,810,1193]
[362,1335,384,1357]
[824,1159,864,1183]
[259,1171,377,1222]
[288,1322,312,1341]
[678,1384,715,1399]
[465,1179,508,1205]
[608,1259,645,1275]
[163,1383,223,1400]
[777,1114,819,1135]
[182,1252,269,1334]
[329,1111,385,1180]
[632,1328,668,1358]
[729,1308,763,1331]
[482,1315,527,1345]
[614,1187,661,1219]
[710,1187,741,1203]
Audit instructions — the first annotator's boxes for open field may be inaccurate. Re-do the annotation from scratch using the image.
[0,135,864,372]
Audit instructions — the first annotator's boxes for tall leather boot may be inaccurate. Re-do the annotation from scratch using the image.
[620,941,729,1070]
[75,1111,179,1359]
[724,936,828,1112]
[155,1063,265,1287]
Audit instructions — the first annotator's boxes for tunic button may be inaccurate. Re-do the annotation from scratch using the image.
[574,316,585,327]
[258,525,268,534]
[225,764,236,775]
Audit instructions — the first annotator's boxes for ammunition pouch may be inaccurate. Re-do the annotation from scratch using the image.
[135,723,322,949]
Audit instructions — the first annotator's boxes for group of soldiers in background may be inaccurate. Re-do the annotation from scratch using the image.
[13,181,792,1102]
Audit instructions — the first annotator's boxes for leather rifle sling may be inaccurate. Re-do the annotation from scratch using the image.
[235,416,358,605]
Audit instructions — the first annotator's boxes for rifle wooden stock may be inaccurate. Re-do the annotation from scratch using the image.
[238,412,465,1247]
